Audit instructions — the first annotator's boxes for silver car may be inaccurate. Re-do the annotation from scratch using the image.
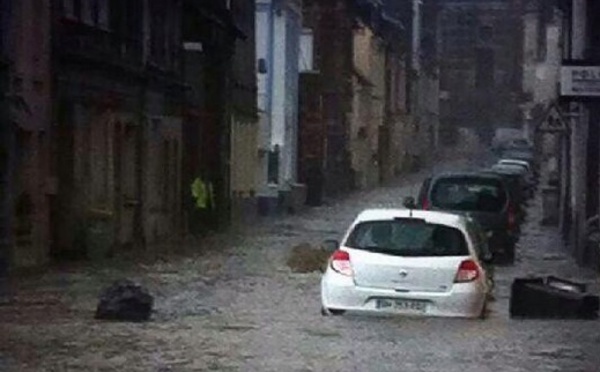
[320,209,491,319]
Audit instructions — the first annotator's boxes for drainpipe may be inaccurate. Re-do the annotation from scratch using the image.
[0,0,13,287]
[135,0,151,248]
[569,0,587,264]
[412,0,421,73]
[0,58,11,284]
[412,0,423,163]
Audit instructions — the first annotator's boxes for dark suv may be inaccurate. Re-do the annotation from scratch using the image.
[416,172,518,262]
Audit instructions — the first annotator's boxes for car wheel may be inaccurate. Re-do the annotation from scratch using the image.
[321,307,345,316]
[487,276,495,295]
[478,301,488,320]
[493,239,515,265]
[505,243,515,264]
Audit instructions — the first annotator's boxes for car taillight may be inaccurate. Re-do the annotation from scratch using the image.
[454,259,480,283]
[330,250,353,276]
[507,203,516,231]
[422,197,430,210]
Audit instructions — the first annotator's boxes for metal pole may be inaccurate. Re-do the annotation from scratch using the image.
[0,0,12,304]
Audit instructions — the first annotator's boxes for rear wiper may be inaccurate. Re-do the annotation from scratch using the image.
[359,246,425,256]
[359,246,392,253]
[397,251,430,257]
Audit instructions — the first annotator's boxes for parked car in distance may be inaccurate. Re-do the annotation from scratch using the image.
[480,168,528,229]
[320,208,491,319]
[501,148,535,164]
[482,167,528,203]
[491,163,535,194]
[416,172,518,262]
[498,159,532,173]
[499,157,539,180]
[505,138,533,151]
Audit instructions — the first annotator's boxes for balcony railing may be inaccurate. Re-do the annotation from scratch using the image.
[57,20,143,70]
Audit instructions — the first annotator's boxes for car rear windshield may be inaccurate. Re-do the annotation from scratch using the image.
[345,219,469,257]
[430,177,507,213]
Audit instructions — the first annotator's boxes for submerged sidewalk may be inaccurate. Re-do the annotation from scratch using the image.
[493,168,600,316]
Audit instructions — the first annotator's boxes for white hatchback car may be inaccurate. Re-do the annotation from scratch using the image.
[320,208,491,319]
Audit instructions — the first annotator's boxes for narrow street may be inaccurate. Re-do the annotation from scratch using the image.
[2,148,600,372]
[2,1,600,371]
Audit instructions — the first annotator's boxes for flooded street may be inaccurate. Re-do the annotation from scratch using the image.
[2,1,600,370]
[2,147,600,372]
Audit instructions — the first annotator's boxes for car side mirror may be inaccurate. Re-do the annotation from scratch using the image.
[403,196,417,209]
[322,239,339,253]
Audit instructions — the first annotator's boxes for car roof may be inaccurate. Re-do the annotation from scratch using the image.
[498,154,531,166]
[429,171,504,181]
[482,167,522,176]
[354,208,468,230]
[499,160,530,168]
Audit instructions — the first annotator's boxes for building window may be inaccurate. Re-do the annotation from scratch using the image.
[475,48,494,89]
[16,128,33,163]
[172,141,180,211]
[299,29,314,72]
[267,145,280,185]
[149,0,168,65]
[81,0,93,25]
[63,0,109,29]
[97,0,109,29]
[160,140,169,209]
[61,0,78,19]
[14,193,34,240]
[587,0,600,61]
[479,25,493,43]
[536,11,547,61]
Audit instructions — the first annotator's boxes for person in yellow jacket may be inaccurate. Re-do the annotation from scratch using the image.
[191,177,215,210]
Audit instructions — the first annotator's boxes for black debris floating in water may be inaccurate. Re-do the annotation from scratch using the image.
[95,279,154,322]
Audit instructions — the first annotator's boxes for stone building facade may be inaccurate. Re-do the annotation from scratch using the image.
[554,0,600,268]
[3,0,52,268]
[51,0,185,259]
[438,0,524,143]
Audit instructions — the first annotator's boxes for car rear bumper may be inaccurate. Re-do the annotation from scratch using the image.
[321,270,487,318]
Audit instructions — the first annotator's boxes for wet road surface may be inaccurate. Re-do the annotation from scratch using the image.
[1,153,600,372]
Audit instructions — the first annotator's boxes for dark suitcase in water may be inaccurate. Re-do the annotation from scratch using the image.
[509,276,599,319]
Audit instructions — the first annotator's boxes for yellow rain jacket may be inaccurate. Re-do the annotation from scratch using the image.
[191,178,215,210]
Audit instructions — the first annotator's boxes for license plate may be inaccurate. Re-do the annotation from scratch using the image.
[376,299,427,313]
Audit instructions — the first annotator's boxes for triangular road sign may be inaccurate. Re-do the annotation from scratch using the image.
[538,102,570,133]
